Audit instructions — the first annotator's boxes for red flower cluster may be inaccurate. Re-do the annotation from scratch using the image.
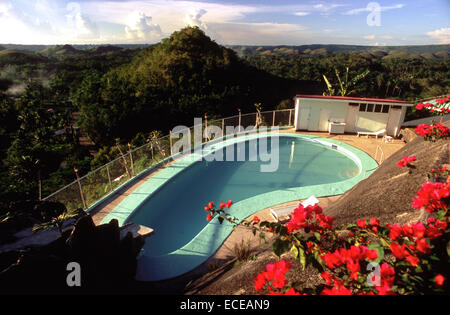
[285,203,335,233]
[356,217,380,233]
[416,99,450,113]
[320,278,352,295]
[412,181,449,213]
[254,259,292,292]
[374,263,396,295]
[387,219,447,268]
[321,245,378,281]
[397,156,416,168]
[204,200,233,221]
[415,123,449,139]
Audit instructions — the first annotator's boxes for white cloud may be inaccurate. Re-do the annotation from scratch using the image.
[345,3,405,15]
[184,9,208,30]
[125,11,163,42]
[294,12,310,16]
[363,34,376,39]
[427,28,450,44]
[66,2,99,39]
[210,22,308,45]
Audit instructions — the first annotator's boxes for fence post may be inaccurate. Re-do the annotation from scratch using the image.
[106,164,113,192]
[238,108,241,133]
[204,113,208,142]
[128,143,135,177]
[272,110,276,127]
[169,131,173,156]
[74,167,87,210]
[221,119,225,137]
[288,109,292,126]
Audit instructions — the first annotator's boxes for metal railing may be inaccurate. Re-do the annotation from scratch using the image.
[42,108,295,212]
[375,145,385,164]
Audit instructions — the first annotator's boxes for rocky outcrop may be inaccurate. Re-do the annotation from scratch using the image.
[0,216,146,294]
[324,132,449,227]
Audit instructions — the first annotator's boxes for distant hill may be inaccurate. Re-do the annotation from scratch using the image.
[0,49,48,66]
[435,51,449,58]
[230,44,450,58]
[90,45,124,54]
[39,44,86,58]
[0,46,5,51]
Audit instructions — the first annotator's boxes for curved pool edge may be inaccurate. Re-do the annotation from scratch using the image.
[100,132,378,281]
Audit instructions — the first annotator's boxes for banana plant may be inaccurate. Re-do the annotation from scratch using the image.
[323,67,370,97]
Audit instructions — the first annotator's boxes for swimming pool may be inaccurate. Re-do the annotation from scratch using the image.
[100,132,378,281]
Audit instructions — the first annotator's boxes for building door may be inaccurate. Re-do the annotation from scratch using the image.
[298,107,310,130]
[386,107,402,136]
[345,104,359,133]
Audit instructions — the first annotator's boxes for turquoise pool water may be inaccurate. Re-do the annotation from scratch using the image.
[126,136,359,257]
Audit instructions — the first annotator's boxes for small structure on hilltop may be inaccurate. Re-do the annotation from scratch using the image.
[293,95,413,137]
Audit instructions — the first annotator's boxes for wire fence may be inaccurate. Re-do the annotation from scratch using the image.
[42,108,295,212]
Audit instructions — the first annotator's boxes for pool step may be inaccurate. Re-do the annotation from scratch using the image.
[119,223,154,240]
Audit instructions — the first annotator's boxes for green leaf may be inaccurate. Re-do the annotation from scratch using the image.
[290,245,299,258]
[299,247,306,270]
[314,232,321,241]
[273,238,290,257]
[368,242,384,264]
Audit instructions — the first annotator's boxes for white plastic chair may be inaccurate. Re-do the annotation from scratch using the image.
[357,128,386,139]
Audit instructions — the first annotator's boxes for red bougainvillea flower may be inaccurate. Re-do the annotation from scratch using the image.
[219,202,226,209]
[253,216,260,223]
[285,203,333,233]
[369,217,380,226]
[206,213,213,221]
[204,206,210,211]
[375,263,396,294]
[405,255,419,267]
[321,279,352,295]
[387,224,403,241]
[397,156,416,168]
[283,288,302,295]
[253,259,292,292]
[208,201,214,209]
[356,219,366,228]
[390,242,409,260]
[226,200,233,208]
[320,272,334,286]
[415,238,431,254]
[412,181,449,213]
[416,103,424,110]
[435,274,445,287]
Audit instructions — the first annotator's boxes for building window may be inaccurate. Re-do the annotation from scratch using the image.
[359,103,367,112]
[374,104,382,112]
[367,104,374,112]
[391,105,402,109]
[382,105,390,113]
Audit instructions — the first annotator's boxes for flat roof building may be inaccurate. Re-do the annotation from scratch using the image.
[294,95,414,137]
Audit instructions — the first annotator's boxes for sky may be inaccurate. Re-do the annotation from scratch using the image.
[0,0,448,46]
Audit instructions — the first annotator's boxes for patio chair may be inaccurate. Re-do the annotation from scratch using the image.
[270,195,319,222]
[357,128,386,139]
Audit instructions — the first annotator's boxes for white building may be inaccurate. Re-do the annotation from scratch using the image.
[294,95,414,137]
